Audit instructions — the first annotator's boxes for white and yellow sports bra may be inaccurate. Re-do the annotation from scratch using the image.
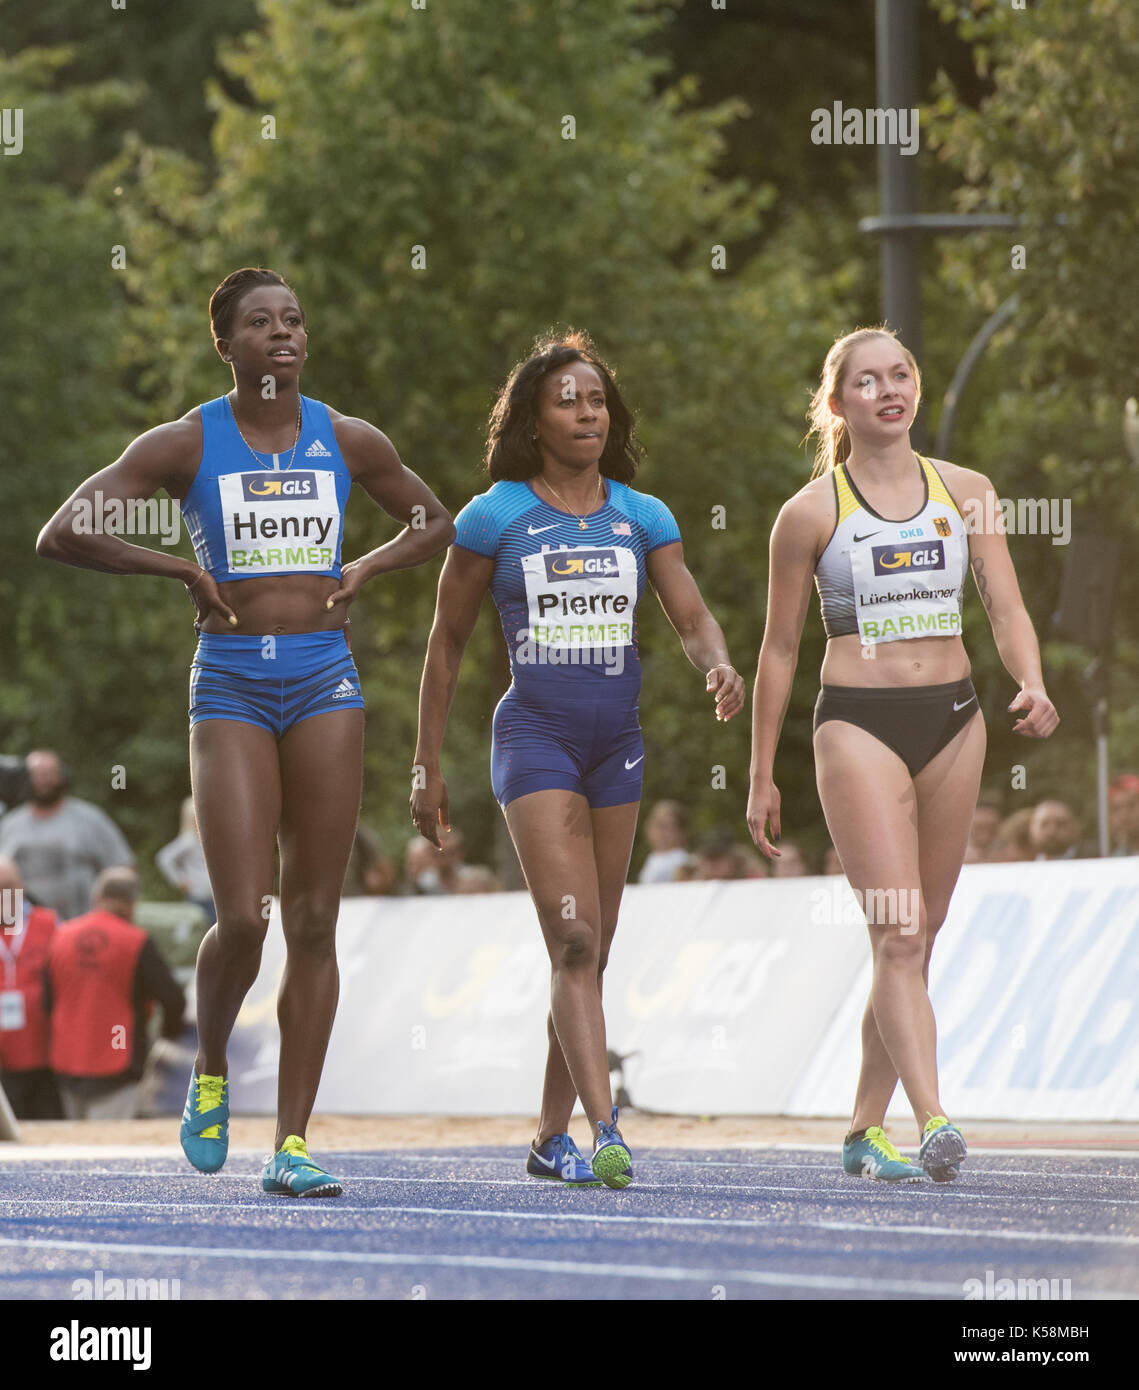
[814,454,969,646]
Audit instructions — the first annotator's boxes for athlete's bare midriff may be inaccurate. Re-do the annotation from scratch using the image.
[820,631,972,688]
[197,573,348,636]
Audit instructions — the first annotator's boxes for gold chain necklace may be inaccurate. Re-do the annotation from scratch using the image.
[231,397,303,472]
[538,475,602,531]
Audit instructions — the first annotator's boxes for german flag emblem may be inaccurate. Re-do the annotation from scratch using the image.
[932,516,951,537]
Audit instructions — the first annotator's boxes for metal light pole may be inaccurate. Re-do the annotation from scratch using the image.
[875,0,922,373]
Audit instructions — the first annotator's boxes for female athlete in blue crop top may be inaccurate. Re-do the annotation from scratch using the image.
[37,268,454,1196]
[411,331,745,1189]
[748,327,1058,1185]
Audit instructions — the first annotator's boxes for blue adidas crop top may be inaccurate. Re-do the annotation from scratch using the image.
[180,395,352,583]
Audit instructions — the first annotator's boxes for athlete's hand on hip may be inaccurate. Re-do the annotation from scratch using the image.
[746,778,782,860]
[706,663,745,721]
[1009,686,1059,738]
[185,568,237,627]
[410,768,450,848]
[325,559,367,610]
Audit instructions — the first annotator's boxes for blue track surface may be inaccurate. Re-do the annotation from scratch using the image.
[1,1146,1136,1300]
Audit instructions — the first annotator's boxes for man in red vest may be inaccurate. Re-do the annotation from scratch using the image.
[46,868,185,1120]
[0,856,61,1118]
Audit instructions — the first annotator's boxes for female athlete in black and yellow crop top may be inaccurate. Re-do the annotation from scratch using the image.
[747,327,1058,1184]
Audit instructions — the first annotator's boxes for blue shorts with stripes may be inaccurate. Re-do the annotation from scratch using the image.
[189,630,364,738]
[491,686,643,810]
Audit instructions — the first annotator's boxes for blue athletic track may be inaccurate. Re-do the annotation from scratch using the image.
[1,1145,1135,1300]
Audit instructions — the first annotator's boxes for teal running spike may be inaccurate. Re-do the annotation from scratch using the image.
[179,1070,229,1173]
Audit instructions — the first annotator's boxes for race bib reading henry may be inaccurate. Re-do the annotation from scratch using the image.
[521,547,638,649]
[217,471,341,574]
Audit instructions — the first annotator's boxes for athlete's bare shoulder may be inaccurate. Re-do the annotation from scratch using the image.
[772,472,835,563]
[323,406,401,478]
[925,455,993,508]
[107,408,203,500]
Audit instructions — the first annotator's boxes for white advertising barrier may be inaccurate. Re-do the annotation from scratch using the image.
[226,877,867,1115]
[225,857,1139,1119]
[788,857,1139,1122]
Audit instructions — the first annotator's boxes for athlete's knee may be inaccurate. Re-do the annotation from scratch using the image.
[213,907,269,958]
[871,921,927,971]
[282,896,339,957]
[551,926,599,971]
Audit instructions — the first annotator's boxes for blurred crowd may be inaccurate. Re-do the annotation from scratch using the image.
[2,746,1137,1121]
[633,775,1139,882]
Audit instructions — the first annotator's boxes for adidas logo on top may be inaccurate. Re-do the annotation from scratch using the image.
[305,439,332,457]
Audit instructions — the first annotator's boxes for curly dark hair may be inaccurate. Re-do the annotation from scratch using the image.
[209,267,304,345]
[485,329,641,483]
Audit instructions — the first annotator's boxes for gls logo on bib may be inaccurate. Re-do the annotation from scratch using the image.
[522,546,637,649]
[871,541,945,576]
[241,473,317,500]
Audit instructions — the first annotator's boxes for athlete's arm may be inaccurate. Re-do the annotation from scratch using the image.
[410,544,495,846]
[747,490,822,858]
[36,420,200,579]
[945,463,1059,739]
[646,542,745,721]
[35,419,237,626]
[327,416,455,608]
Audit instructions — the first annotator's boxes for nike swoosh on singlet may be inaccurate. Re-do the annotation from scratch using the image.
[624,755,645,770]
[953,695,977,711]
[852,530,883,543]
[527,523,560,534]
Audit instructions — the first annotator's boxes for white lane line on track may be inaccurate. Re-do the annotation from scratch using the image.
[4,1195,1139,1239]
[2,1178,1139,1212]
[2,1175,1137,1205]
[813,1219,1139,1247]
[0,1235,1013,1296]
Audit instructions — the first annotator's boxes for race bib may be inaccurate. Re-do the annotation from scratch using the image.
[850,539,962,645]
[521,547,637,650]
[217,470,341,574]
[0,990,25,1031]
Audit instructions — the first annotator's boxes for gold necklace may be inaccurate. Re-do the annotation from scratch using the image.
[539,475,602,531]
[232,397,303,472]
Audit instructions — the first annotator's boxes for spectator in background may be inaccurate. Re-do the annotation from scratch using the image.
[1109,774,1139,857]
[0,749,133,922]
[638,799,691,884]
[46,868,185,1120]
[155,796,214,922]
[404,826,496,895]
[456,864,503,894]
[1029,799,1081,861]
[694,828,766,881]
[990,807,1035,862]
[965,794,1004,864]
[341,822,398,896]
[0,856,61,1119]
[771,840,810,877]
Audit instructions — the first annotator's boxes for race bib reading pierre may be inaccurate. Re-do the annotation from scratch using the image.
[521,546,638,650]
